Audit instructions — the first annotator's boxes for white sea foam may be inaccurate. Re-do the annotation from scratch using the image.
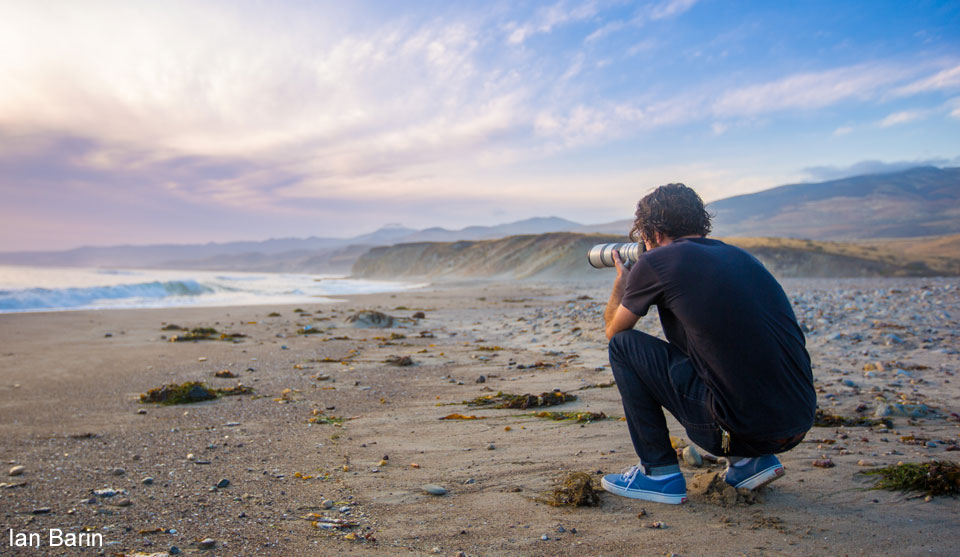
[0,266,425,313]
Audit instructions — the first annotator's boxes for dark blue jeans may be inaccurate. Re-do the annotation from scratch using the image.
[608,330,800,475]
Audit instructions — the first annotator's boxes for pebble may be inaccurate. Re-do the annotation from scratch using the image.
[339,506,351,513]
[114,498,132,507]
[111,467,126,476]
[198,538,216,549]
[422,484,447,496]
[8,465,25,476]
[141,477,154,485]
[137,409,147,415]
[321,499,334,509]
[169,547,181,555]
[487,444,496,450]
[32,507,51,514]
[217,478,230,488]
[540,534,549,541]
[93,488,121,498]
[682,445,703,467]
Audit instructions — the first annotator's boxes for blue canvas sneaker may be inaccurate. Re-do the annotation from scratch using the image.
[600,465,687,504]
[723,454,785,490]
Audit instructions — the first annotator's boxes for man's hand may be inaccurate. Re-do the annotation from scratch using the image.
[603,250,640,340]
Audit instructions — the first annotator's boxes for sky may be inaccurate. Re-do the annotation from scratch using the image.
[1,0,959,251]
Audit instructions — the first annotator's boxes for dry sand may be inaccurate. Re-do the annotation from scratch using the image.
[1,278,959,556]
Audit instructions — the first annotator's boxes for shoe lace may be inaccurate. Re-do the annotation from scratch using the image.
[620,464,642,483]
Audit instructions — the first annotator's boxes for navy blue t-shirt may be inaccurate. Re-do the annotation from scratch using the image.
[621,237,815,440]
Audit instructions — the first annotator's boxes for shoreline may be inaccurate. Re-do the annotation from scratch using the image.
[1,279,958,555]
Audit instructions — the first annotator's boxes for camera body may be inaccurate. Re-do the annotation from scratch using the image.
[586,242,644,269]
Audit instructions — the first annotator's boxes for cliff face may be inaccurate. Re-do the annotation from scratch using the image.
[351,233,957,280]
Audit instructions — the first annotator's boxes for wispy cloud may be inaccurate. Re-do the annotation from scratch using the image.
[833,126,853,136]
[713,64,910,117]
[893,63,960,96]
[878,109,929,127]
[505,1,599,44]
[585,0,699,42]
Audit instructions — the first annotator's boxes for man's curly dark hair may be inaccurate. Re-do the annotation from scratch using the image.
[629,183,712,245]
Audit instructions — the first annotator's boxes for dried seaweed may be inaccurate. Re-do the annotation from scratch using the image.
[544,471,601,507]
[139,382,253,404]
[863,461,960,496]
[814,409,892,428]
[529,411,608,423]
[439,414,486,420]
[464,391,576,409]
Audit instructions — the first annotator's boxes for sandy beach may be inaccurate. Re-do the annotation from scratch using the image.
[2,278,959,556]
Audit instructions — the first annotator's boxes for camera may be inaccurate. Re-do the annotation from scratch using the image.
[586,242,644,269]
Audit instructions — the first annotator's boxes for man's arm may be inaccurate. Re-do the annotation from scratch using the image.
[603,250,640,340]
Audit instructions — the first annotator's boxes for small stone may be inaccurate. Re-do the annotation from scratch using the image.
[540,534,549,541]
[487,444,496,450]
[93,488,120,498]
[137,409,147,415]
[111,467,126,476]
[169,547,181,555]
[340,506,351,513]
[217,478,230,488]
[476,375,486,383]
[186,453,196,461]
[422,484,447,496]
[321,499,334,509]
[141,477,154,485]
[198,538,216,549]
[682,446,703,467]
[455,552,466,557]
[31,507,52,515]
[114,498,132,507]
[556,525,566,533]
[8,465,25,476]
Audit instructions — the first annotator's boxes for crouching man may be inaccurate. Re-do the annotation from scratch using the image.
[601,183,816,504]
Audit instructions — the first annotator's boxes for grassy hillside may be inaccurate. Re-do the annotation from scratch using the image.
[352,233,960,281]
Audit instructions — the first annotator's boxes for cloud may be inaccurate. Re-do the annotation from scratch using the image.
[833,126,853,136]
[878,109,928,127]
[713,64,910,117]
[505,1,599,44]
[649,0,700,20]
[893,63,960,96]
[801,157,960,181]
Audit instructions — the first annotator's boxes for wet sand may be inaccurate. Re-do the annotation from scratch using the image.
[1,278,959,556]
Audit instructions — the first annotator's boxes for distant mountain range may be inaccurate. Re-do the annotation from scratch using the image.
[709,166,960,240]
[1,165,957,273]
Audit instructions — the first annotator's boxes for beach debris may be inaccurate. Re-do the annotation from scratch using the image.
[298,325,321,335]
[874,403,931,419]
[214,370,236,378]
[217,384,253,396]
[813,458,835,468]
[422,484,448,496]
[267,312,281,317]
[8,465,24,477]
[412,311,426,319]
[197,538,217,549]
[863,461,960,496]
[308,410,345,425]
[93,488,124,498]
[683,445,704,467]
[464,391,576,409]
[528,411,607,423]
[440,413,486,420]
[346,310,395,328]
[814,409,892,428]
[139,382,252,404]
[167,327,246,342]
[161,323,184,330]
[216,479,230,488]
[670,436,687,449]
[384,355,414,366]
[140,382,216,404]
[644,521,667,529]
[688,471,759,506]
[543,471,601,507]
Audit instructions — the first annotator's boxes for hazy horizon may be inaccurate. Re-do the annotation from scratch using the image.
[2,1,959,251]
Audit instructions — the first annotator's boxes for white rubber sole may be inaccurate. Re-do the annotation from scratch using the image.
[600,477,687,504]
[730,464,785,490]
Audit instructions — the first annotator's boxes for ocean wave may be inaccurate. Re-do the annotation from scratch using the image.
[0,280,215,311]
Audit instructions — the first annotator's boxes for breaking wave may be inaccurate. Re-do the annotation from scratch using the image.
[0,280,215,311]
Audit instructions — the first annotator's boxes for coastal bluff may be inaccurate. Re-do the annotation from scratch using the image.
[351,233,959,281]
